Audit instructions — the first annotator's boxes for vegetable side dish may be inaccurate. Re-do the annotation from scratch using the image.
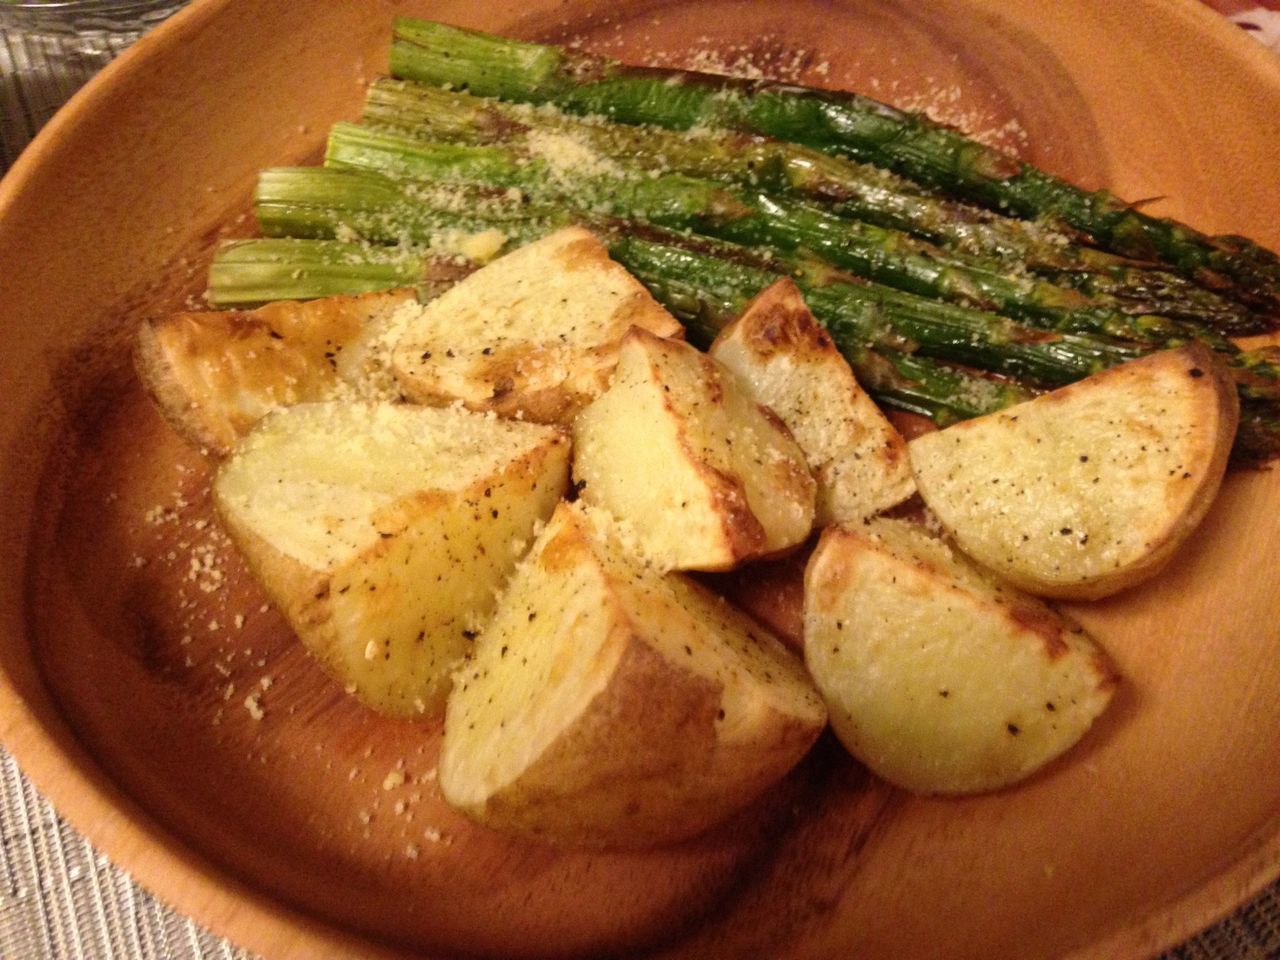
[135,18,1268,846]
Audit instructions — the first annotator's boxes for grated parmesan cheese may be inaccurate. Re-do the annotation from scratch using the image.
[244,693,264,721]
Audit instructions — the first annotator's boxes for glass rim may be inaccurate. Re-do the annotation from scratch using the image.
[0,0,183,11]
[0,0,184,28]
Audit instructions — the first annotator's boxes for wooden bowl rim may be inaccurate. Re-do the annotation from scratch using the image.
[1,1,1279,958]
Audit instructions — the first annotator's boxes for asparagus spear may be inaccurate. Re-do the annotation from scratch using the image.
[363,79,1268,337]
[206,238,422,306]
[1235,400,1280,463]
[255,166,560,245]
[387,18,1280,320]
[325,123,1218,349]
[1044,266,1270,337]
[205,235,1032,424]
[264,163,1280,407]
[362,78,1108,272]
[206,238,475,308]
[613,232,1147,386]
[258,164,1153,387]
[1230,344,1280,401]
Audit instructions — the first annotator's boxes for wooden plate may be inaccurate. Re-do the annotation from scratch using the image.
[2,1,1279,957]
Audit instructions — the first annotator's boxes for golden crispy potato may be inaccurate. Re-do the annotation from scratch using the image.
[135,289,415,454]
[908,345,1238,600]
[572,327,815,572]
[804,518,1118,795]
[392,226,683,424]
[439,501,826,848]
[213,401,570,717]
[709,278,914,524]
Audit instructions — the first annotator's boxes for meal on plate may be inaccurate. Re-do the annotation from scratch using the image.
[135,17,1278,846]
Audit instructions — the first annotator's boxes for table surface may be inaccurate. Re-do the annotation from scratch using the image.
[2,2,1280,958]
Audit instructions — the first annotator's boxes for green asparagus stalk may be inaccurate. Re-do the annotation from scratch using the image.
[387,18,1280,320]
[611,232,1147,386]
[363,78,1269,337]
[1235,400,1280,463]
[258,164,1280,403]
[1229,344,1280,401]
[1043,265,1268,336]
[257,164,1150,387]
[207,237,422,306]
[205,235,1032,424]
[325,123,1220,349]
[362,78,1109,272]
[648,182,1220,348]
[255,166,560,246]
[206,238,473,308]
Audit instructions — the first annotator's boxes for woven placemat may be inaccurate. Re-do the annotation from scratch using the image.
[0,749,253,959]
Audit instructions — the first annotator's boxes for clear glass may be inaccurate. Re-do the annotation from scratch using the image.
[0,1,187,169]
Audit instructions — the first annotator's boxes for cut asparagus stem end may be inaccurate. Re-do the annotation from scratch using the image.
[206,238,427,307]
[390,17,568,99]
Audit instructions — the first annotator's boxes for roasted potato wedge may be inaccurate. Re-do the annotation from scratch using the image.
[213,401,570,717]
[709,278,914,524]
[804,518,1118,795]
[392,226,683,424]
[135,288,415,454]
[439,501,826,848]
[573,327,815,571]
[909,345,1238,600]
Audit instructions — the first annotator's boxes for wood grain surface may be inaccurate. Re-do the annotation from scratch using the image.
[1,1,1279,959]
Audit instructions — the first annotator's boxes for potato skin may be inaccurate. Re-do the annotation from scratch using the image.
[908,345,1239,600]
[449,634,724,847]
[804,519,1117,795]
[136,289,414,454]
[440,502,826,848]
